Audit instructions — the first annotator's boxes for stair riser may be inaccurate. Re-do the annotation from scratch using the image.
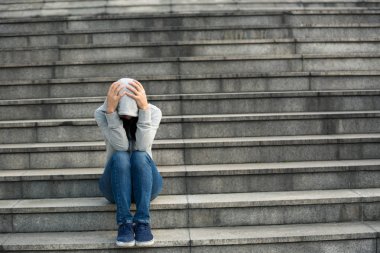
[1,3,380,18]
[3,42,380,64]
[3,1,380,12]
[1,75,380,100]
[2,95,380,120]
[1,202,378,232]
[1,170,379,199]
[190,240,375,253]
[1,142,380,169]
[3,15,281,33]
[0,1,379,251]
[0,177,184,199]
[0,239,375,253]
[2,57,380,80]
[2,117,380,144]
[1,27,379,48]
[2,13,378,34]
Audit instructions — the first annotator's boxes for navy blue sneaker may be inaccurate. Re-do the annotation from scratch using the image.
[116,223,135,247]
[134,222,154,246]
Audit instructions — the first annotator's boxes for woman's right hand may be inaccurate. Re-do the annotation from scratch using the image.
[106,81,127,114]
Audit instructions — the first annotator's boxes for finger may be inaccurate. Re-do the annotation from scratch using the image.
[118,91,128,97]
[115,83,125,95]
[114,81,123,90]
[133,80,144,90]
[126,85,139,95]
[107,83,114,94]
[109,82,121,94]
[128,81,141,92]
[110,82,119,89]
[126,92,137,100]
[132,80,145,93]
[131,81,146,95]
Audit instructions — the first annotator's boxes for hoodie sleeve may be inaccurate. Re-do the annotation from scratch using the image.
[94,107,129,151]
[135,104,162,152]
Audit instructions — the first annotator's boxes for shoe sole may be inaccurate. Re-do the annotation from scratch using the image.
[116,240,135,247]
[135,238,155,247]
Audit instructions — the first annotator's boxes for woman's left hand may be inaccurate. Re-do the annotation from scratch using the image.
[126,80,149,110]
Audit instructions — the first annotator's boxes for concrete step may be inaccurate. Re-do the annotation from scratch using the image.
[1,0,379,6]
[1,9,379,35]
[2,38,380,64]
[1,53,379,81]
[1,134,380,169]
[2,111,380,144]
[2,0,379,11]
[1,71,379,100]
[0,188,379,232]
[0,0,376,3]
[2,23,380,48]
[0,221,378,252]
[0,1,378,19]
[1,159,380,199]
[1,90,380,120]
[0,221,380,253]
[0,0,78,3]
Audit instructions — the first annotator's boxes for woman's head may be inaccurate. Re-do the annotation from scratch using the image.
[98,77,140,118]
[115,78,140,140]
[116,78,139,118]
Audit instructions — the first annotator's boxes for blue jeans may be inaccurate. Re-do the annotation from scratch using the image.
[98,150,163,225]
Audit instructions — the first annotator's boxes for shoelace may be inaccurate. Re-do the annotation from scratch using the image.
[135,223,149,234]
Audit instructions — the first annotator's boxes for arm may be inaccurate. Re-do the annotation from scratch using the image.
[135,105,162,151]
[94,106,129,151]
[124,79,161,150]
[93,81,129,150]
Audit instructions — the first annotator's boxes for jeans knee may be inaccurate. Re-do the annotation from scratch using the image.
[98,178,115,204]
[130,151,150,169]
[151,181,163,201]
[110,151,131,174]
[111,151,130,164]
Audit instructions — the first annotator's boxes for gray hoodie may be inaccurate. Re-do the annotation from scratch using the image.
[94,78,162,165]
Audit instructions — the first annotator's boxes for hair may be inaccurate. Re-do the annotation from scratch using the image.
[122,117,138,141]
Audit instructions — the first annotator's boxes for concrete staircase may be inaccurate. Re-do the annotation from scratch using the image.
[1,0,380,252]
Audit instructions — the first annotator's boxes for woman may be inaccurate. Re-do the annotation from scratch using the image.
[94,77,163,247]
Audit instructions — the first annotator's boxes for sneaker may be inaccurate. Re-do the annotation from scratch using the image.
[134,222,154,246]
[116,223,135,247]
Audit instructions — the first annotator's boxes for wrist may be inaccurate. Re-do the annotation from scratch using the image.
[140,104,149,111]
[106,107,115,114]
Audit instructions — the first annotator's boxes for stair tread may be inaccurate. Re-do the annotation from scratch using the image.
[0,7,379,22]
[1,110,380,127]
[2,23,380,37]
[1,133,380,152]
[0,221,379,250]
[1,70,379,86]
[2,89,380,105]
[0,188,379,213]
[0,0,379,249]
[1,158,380,180]
[3,37,380,51]
[1,7,378,18]
[1,52,380,68]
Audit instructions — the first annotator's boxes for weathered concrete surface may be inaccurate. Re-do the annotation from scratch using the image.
[1,0,380,252]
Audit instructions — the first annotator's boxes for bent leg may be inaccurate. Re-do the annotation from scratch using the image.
[98,155,115,203]
[150,159,163,201]
[99,151,134,225]
[130,151,163,224]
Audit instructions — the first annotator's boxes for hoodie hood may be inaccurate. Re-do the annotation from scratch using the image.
[99,77,139,117]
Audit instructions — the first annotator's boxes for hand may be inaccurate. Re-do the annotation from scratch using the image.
[106,81,127,114]
[126,80,149,110]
